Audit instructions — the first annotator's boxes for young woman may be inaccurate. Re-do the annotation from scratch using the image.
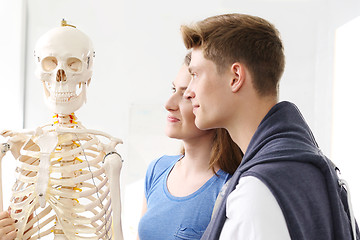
[137,53,242,240]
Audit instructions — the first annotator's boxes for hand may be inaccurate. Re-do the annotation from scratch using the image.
[0,211,16,240]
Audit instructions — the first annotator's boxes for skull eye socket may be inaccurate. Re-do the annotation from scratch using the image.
[42,57,58,72]
[67,57,82,72]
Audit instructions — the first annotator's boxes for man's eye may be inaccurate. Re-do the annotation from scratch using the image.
[191,73,198,79]
[171,87,176,93]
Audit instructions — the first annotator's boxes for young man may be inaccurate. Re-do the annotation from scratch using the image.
[182,13,359,240]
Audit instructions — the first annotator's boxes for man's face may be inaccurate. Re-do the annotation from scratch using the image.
[185,48,233,130]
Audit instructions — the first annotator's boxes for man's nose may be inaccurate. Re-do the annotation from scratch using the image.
[184,84,195,100]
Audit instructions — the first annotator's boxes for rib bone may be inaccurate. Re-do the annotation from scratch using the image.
[1,118,123,239]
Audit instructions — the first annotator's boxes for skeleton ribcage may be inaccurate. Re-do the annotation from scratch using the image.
[10,131,113,240]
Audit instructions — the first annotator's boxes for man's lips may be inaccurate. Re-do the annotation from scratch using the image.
[167,116,180,122]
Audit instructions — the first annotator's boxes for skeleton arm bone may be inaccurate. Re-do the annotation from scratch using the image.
[0,143,11,212]
[103,152,123,240]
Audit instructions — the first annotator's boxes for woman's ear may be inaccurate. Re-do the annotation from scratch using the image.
[230,63,245,93]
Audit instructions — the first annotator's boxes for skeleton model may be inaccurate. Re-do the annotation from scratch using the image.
[0,20,124,240]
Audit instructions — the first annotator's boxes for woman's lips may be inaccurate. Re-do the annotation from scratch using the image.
[167,116,180,122]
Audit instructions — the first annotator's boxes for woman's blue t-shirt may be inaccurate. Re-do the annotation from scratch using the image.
[138,155,231,240]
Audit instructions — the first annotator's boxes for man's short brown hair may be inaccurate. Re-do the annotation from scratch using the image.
[181,13,285,96]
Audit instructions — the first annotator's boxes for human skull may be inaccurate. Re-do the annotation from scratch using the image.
[34,25,94,115]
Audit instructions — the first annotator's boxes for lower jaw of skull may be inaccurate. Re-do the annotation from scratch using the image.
[45,88,86,115]
[43,80,84,103]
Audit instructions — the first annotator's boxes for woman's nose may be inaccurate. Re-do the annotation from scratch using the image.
[165,94,179,112]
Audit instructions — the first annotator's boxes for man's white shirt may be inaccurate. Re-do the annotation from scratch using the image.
[219,176,291,240]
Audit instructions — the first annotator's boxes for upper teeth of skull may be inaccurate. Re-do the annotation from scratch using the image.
[53,91,76,102]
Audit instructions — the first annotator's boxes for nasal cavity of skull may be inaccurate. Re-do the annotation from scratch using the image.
[56,69,67,82]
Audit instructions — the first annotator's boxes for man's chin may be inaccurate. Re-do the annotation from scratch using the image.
[195,117,212,131]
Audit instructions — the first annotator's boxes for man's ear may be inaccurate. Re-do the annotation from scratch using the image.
[230,63,245,93]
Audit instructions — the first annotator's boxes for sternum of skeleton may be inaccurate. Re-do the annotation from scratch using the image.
[52,114,84,232]
[51,113,82,198]
[55,137,83,202]
[50,129,84,237]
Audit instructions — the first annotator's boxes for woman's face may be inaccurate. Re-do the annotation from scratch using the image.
[165,64,211,140]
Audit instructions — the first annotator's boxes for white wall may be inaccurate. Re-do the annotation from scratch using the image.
[0,0,26,211]
[1,0,359,238]
[333,15,360,229]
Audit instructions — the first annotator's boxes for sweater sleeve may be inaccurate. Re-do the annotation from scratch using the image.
[219,176,291,240]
